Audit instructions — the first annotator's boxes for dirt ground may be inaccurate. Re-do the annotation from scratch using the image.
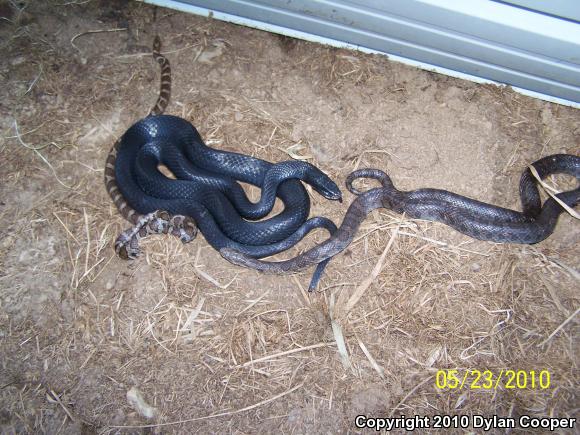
[0,0,579,433]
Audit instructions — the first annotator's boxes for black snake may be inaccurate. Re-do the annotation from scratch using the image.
[221,154,580,286]
[104,37,341,285]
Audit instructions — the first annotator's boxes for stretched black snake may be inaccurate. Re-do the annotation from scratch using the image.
[221,154,580,286]
[104,37,341,286]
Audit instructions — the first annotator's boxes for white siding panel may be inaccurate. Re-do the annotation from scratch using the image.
[496,0,580,22]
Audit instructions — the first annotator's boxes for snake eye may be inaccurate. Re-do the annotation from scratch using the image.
[157,210,171,221]
[116,244,137,260]
[322,185,342,201]
[118,248,129,260]
[381,197,393,209]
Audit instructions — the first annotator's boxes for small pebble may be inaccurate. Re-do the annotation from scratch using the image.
[11,55,26,66]
[127,387,156,419]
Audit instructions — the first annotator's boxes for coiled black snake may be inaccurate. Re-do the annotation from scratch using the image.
[221,154,580,286]
[104,37,341,286]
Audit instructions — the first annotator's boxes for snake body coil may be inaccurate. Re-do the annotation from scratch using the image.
[116,116,341,247]
[104,37,341,283]
[221,154,580,282]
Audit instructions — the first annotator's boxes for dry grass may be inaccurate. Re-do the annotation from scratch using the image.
[0,1,578,433]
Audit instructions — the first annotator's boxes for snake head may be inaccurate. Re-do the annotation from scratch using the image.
[313,178,342,202]
[220,248,274,272]
[220,248,251,267]
[169,215,198,243]
[115,238,140,260]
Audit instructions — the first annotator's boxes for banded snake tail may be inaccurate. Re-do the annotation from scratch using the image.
[149,36,172,117]
[104,37,197,259]
[221,154,580,282]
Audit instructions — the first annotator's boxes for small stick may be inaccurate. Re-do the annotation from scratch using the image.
[70,28,127,53]
[537,307,580,347]
[237,342,335,368]
[108,382,305,429]
[388,376,433,418]
[341,220,401,316]
[528,164,579,219]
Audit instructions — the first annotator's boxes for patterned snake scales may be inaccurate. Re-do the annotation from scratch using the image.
[105,37,197,259]
[221,155,580,284]
[104,37,342,288]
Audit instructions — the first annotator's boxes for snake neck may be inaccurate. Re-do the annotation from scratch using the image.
[221,187,387,273]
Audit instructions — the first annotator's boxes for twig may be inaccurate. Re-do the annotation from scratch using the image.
[57,0,92,5]
[357,337,384,379]
[537,307,580,347]
[13,120,72,189]
[46,390,76,422]
[194,246,237,288]
[237,342,335,368]
[108,382,305,429]
[341,220,401,316]
[179,297,205,331]
[11,120,58,150]
[71,28,127,54]
[330,292,351,370]
[529,164,579,219]
[24,64,43,95]
[388,376,433,417]
[292,275,310,305]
